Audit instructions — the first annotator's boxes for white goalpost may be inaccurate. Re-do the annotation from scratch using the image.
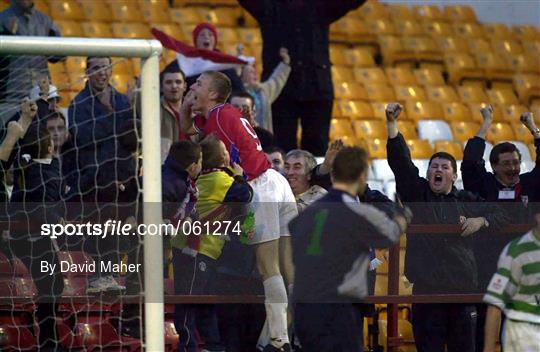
[0,35,164,351]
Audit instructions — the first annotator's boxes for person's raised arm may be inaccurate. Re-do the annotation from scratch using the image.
[262,48,292,104]
[476,105,493,140]
[520,112,540,165]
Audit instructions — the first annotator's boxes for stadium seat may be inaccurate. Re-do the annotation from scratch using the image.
[386,67,417,86]
[377,35,416,66]
[200,8,240,28]
[353,67,388,85]
[334,82,368,100]
[50,0,85,21]
[468,103,505,122]
[332,17,375,44]
[57,251,95,296]
[395,20,425,36]
[72,320,140,352]
[444,5,478,22]
[331,66,354,84]
[507,54,540,75]
[501,104,528,122]
[413,4,445,21]
[33,1,49,16]
[401,36,444,65]
[397,120,418,140]
[513,74,540,104]
[367,19,397,36]
[483,23,514,39]
[458,85,489,103]
[330,46,348,66]
[511,120,534,144]
[141,6,172,23]
[337,100,375,120]
[81,22,114,38]
[451,121,481,142]
[474,52,513,83]
[237,28,262,45]
[394,85,427,101]
[417,120,453,142]
[110,73,134,93]
[523,40,540,56]
[65,56,86,74]
[406,139,434,159]
[491,39,524,58]
[344,48,376,67]
[169,8,202,25]
[55,21,84,37]
[444,52,485,85]
[423,21,454,38]
[109,1,143,22]
[79,2,113,21]
[512,25,540,41]
[353,120,387,140]
[487,88,519,105]
[442,102,472,122]
[426,85,460,102]
[111,58,135,76]
[486,122,516,144]
[372,159,395,182]
[365,84,396,101]
[388,4,415,21]
[414,68,445,86]
[217,28,239,45]
[330,119,355,141]
[112,23,151,39]
[434,140,464,160]
[406,100,444,121]
[467,38,492,54]
[436,36,470,54]
[364,138,387,159]
[358,1,390,20]
[452,22,485,38]
[152,23,184,40]
[371,102,409,121]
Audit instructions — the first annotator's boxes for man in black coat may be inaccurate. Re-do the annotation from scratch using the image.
[238,0,366,155]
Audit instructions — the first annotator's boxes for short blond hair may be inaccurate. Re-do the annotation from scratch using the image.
[202,71,231,103]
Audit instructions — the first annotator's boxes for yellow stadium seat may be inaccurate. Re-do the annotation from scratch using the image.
[353,120,387,140]
[49,70,69,89]
[237,28,262,45]
[388,4,415,21]
[423,21,454,38]
[483,23,514,39]
[332,101,343,119]
[511,122,534,144]
[451,121,481,142]
[513,74,540,104]
[33,1,49,16]
[81,22,113,38]
[331,66,354,84]
[334,82,368,100]
[330,119,355,141]
[523,41,540,55]
[397,120,418,140]
[111,58,134,76]
[357,1,390,20]
[468,103,504,122]
[152,23,184,40]
[406,100,444,121]
[55,21,84,37]
[112,23,151,39]
[444,53,484,85]
[444,5,477,22]
[80,1,112,22]
[467,38,492,54]
[371,102,409,121]
[338,101,375,120]
[65,57,86,75]
[435,36,469,54]
[386,67,417,86]
[331,17,375,44]
[453,22,485,38]
[458,86,489,103]
[354,67,388,85]
[365,84,396,101]
[426,85,459,102]
[401,36,443,64]
[110,1,143,22]
[365,138,387,159]
[217,28,239,45]
[486,122,516,144]
[330,46,349,66]
[413,5,445,21]
[507,54,540,74]
[138,0,169,8]
[367,19,397,36]
[414,68,445,86]
[434,140,464,159]
[474,52,514,82]
[406,139,434,159]
[50,0,85,21]
[345,48,376,67]
[141,7,172,23]
[378,35,416,67]
[394,85,427,101]
[491,39,524,58]
[487,88,519,105]
[68,73,86,92]
[501,104,529,123]
[199,8,240,28]
[443,102,472,122]
[170,8,201,25]
[395,20,425,36]
[512,25,540,41]
[531,104,540,119]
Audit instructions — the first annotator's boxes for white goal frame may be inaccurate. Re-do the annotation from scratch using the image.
[0,35,164,351]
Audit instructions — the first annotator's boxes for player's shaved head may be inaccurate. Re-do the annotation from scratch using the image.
[332,147,368,183]
[201,71,231,103]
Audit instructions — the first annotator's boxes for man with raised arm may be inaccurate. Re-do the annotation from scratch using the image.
[385,102,508,352]
[180,71,298,351]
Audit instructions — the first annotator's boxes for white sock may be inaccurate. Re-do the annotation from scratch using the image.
[263,275,289,346]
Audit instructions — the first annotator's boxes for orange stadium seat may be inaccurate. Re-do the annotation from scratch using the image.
[237,28,262,45]
[406,100,444,121]
[354,67,388,85]
[377,36,416,67]
[338,101,375,120]
[413,4,445,21]
[331,66,354,84]
[444,53,484,85]
[513,74,540,104]
[330,46,349,66]
[435,36,470,54]
[394,85,427,101]
[397,120,418,140]
[511,121,534,144]
[426,85,459,102]
[65,57,86,75]
[330,119,355,141]
[110,1,143,22]
[50,0,85,21]
[475,52,514,82]
[367,19,397,36]
[80,1,112,22]
[467,38,492,54]
[55,21,84,37]
[434,140,464,159]
[111,58,134,76]
[451,121,481,142]
[414,68,445,86]
[452,22,485,38]
[334,82,368,100]
[386,67,417,86]
[512,25,540,41]
[423,21,454,38]
[388,4,415,21]
[170,8,202,25]
[141,6,172,23]
[112,23,151,39]
[395,20,425,36]
[442,102,472,122]
[487,88,519,105]
[365,84,396,101]
[81,22,113,38]
[406,139,434,158]
[353,120,387,140]
[444,5,478,22]
[469,103,505,122]
[507,54,540,75]
[491,39,524,58]
[401,36,443,64]
[345,48,376,67]
[217,28,239,45]
[458,85,489,103]
[486,122,516,144]
[483,23,515,39]
[331,17,375,44]
[357,1,390,20]
[200,8,240,28]
[365,138,387,159]
[501,104,529,123]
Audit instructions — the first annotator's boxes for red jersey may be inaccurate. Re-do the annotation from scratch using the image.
[194,104,270,180]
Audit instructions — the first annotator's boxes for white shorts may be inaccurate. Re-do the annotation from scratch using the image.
[503,319,540,352]
[248,168,298,244]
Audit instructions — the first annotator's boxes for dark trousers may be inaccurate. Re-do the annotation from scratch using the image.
[412,303,477,352]
[172,249,223,352]
[272,97,333,156]
[9,236,64,350]
[294,303,364,352]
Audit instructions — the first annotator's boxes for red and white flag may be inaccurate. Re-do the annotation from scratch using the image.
[152,28,249,77]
